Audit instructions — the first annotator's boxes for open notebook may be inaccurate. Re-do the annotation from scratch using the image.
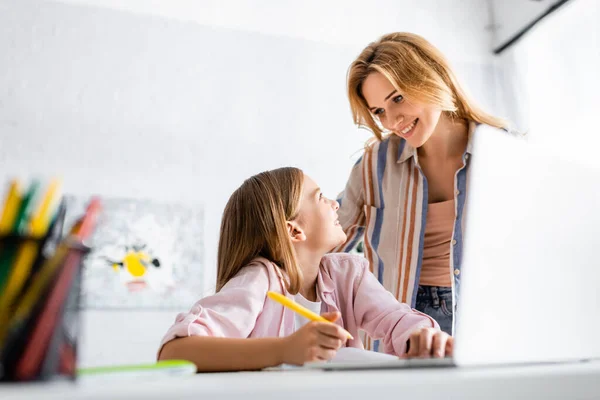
[265,348,403,371]
[312,348,398,363]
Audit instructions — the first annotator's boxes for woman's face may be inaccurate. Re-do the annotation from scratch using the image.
[361,72,442,148]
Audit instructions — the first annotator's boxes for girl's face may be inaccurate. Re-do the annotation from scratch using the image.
[292,175,346,253]
[361,72,442,148]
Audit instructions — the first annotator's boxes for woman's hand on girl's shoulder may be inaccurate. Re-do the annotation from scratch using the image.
[403,327,453,359]
[279,312,347,365]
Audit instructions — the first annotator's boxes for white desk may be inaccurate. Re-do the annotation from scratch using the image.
[1,361,600,400]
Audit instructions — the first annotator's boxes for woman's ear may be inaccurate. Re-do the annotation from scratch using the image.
[286,221,307,243]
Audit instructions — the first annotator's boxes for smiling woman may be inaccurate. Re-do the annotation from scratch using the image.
[334,32,510,346]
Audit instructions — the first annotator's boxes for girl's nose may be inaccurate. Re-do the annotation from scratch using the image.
[332,200,340,211]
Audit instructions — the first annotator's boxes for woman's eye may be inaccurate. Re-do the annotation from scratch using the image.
[373,108,384,116]
[319,193,323,200]
[393,95,404,103]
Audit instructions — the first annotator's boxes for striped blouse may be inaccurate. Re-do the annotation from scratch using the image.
[335,122,502,341]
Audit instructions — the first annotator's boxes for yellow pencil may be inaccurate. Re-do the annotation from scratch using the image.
[267,291,354,340]
[0,180,22,235]
[29,178,62,236]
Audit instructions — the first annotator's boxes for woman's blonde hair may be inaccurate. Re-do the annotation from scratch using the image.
[216,167,304,293]
[348,32,507,141]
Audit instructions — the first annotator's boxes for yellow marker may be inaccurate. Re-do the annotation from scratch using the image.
[0,180,22,234]
[267,291,354,340]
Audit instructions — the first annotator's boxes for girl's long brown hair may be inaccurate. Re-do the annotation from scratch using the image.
[216,167,304,293]
[348,32,508,141]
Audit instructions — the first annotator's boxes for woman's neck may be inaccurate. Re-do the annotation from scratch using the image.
[295,248,323,302]
[418,114,468,160]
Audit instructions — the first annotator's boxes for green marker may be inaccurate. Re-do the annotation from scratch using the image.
[77,360,196,380]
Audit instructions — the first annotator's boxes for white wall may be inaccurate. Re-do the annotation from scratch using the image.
[0,0,499,367]
[488,0,568,51]
[53,0,494,62]
[497,0,599,163]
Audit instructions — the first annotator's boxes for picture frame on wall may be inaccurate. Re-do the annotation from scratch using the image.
[63,196,204,310]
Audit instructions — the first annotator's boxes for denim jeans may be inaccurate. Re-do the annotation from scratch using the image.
[415,285,453,335]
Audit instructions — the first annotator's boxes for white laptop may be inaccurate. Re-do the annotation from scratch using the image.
[304,127,600,370]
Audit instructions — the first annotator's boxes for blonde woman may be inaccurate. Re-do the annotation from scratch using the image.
[158,167,453,372]
[335,32,509,344]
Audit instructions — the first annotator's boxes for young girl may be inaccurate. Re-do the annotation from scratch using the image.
[158,167,452,371]
[334,32,511,339]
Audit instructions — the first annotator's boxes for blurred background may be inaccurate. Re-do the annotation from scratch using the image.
[0,0,597,368]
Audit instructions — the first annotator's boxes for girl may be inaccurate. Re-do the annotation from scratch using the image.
[158,167,452,372]
[334,32,510,339]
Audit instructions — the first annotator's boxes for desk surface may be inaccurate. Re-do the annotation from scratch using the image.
[2,360,600,400]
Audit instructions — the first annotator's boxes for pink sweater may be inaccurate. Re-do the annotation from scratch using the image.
[158,253,438,357]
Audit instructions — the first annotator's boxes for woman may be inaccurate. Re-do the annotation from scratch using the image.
[334,32,509,344]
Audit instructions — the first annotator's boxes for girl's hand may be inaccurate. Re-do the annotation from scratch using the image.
[404,327,453,359]
[280,312,348,365]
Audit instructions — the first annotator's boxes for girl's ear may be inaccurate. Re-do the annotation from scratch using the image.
[286,221,306,243]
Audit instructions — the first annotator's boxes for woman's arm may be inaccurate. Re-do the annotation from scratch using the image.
[158,336,286,372]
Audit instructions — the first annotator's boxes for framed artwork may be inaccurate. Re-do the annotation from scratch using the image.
[63,196,204,309]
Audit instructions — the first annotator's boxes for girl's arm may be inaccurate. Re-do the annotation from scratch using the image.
[351,257,439,356]
[159,336,286,372]
[157,261,348,371]
[156,263,272,366]
[159,314,348,372]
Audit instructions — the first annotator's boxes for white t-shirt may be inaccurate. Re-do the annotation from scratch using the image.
[293,291,322,331]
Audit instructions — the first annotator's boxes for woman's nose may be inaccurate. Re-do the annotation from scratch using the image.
[392,115,405,131]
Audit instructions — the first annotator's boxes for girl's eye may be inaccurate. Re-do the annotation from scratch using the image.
[393,95,404,103]
[319,193,323,199]
[373,108,384,116]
